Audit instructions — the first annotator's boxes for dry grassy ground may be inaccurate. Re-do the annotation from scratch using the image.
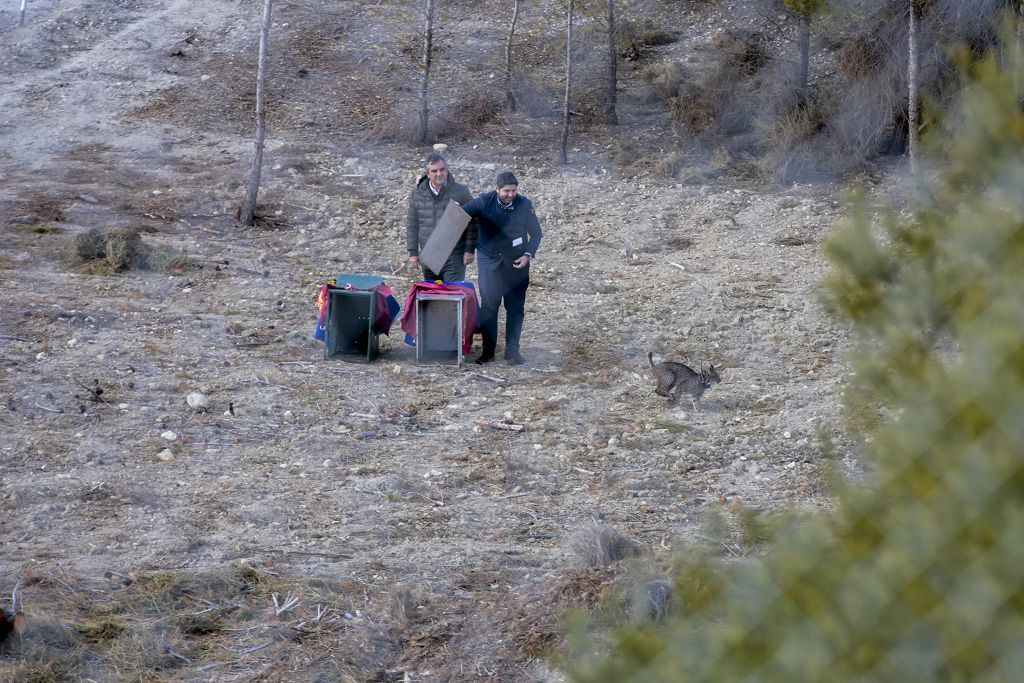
[1,1,858,680]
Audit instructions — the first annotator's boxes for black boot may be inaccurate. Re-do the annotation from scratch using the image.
[505,314,525,364]
[503,348,525,365]
[477,330,496,364]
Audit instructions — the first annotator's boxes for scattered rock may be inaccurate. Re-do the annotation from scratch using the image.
[186,392,209,412]
[161,430,178,442]
[156,449,175,461]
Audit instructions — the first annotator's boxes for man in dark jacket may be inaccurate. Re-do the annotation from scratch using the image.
[406,153,478,282]
[461,171,543,365]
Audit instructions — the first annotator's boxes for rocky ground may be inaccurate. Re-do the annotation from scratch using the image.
[1,0,860,680]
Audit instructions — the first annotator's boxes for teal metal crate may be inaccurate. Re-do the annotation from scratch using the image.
[324,274,385,362]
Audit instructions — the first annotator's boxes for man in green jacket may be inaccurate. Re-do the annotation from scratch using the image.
[406,153,478,282]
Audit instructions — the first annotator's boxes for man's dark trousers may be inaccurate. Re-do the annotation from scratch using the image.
[477,257,529,356]
[422,250,466,283]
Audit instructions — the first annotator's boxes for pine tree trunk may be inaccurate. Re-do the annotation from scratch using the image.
[797,15,810,93]
[560,0,574,164]
[505,0,520,111]
[240,0,273,227]
[416,0,435,145]
[907,0,920,172]
[606,0,618,124]
[1013,0,1022,99]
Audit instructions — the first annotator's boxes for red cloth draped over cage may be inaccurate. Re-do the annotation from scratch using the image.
[400,281,479,355]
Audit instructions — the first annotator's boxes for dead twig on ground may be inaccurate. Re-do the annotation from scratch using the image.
[34,400,63,413]
[466,371,510,384]
[71,375,107,402]
[272,592,300,616]
[472,419,525,432]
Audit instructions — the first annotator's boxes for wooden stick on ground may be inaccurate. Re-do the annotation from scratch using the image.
[472,419,525,432]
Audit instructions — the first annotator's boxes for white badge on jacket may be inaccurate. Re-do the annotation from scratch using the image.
[512,237,523,247]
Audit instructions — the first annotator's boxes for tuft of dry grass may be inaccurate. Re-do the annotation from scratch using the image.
[0,566,371,681]
[620,19,681,61]
[628,577,673,623]
[6,196,66,226]
[76,617,126,643]
[72,228,149,273]
[568,523,642,569]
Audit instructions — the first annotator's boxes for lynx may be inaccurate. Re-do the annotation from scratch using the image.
[648,352,721,409]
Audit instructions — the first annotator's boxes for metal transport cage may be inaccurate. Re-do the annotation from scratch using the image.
[415,292,466,366]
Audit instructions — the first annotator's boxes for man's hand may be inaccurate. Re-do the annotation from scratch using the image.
[512,254,531,269]
[408,255,421,269]
[463,251,476,266]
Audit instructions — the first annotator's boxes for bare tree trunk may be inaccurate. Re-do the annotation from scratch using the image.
[907,0,920,172]
[606,0,618,124]
[797,14,810,93]
[560,0,574,165]
[505,0,520,111]
[416,0,436,145]
[240,0,273,227]
[1013,0,1022,99]
[20,0,27,26]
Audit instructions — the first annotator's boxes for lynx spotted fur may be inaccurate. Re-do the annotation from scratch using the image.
[648,352,721,409]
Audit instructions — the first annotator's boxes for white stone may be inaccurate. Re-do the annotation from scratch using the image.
[783,431,792,439]
[161,430,178,442]
[156,449,175,461]
[186,392,209,412]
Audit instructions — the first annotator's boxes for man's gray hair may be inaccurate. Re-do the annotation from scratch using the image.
[424,152,447,168]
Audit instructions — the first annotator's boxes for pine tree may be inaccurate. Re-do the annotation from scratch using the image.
[568,35,1024,683]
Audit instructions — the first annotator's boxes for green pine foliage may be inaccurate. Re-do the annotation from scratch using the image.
[783,0,826,20]
[567,42,1024,683]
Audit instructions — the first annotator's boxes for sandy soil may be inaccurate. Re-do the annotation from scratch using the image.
[1,0,856,679]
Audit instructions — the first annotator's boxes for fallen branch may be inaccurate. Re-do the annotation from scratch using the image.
[466,371,509,384]
[272,592,300,616]
[472,419,525,432]
[34,400,64,414]
[0,335,27,342]
[71,376,106,402]
[232,642,272,655]
[669,262,686,271]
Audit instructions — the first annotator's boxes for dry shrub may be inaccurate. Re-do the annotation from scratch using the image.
[239,204,289,230]
[620,19,680,61]
[434,94,504,141]
[568,523,642,569]
[650,150,689,179]
[627,577,673,623]
[773,230,815,246]
[76,617,126,643]
[0,643,84,682]
[713,29,770,78]
[511,568,616,657]
[838,32,887,78]
[73,228,149,273]
[8,196,66,226]
[574,88,615,126]
[642,61,688,101]
[105,629,183,679]
[436,567,616,677]
[644,31,770,143]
